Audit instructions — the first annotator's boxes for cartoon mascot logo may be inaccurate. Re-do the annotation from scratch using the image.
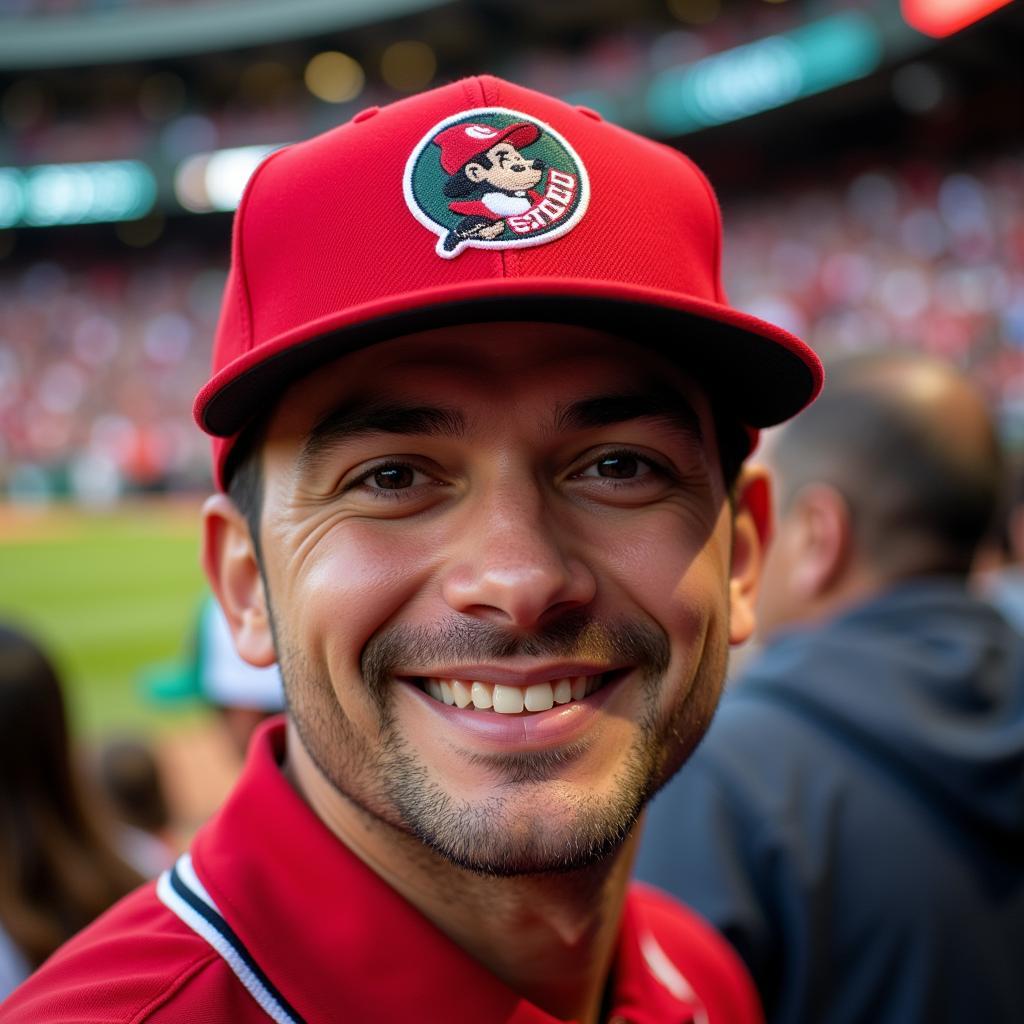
[404,107,590,259]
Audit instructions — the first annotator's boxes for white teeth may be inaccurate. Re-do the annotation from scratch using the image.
[524,682,554,712]
[470,681,493,709]
[422,673,608,712]
[492,684,525,715]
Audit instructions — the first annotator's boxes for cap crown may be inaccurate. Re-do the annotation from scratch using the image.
[197,75,820,488]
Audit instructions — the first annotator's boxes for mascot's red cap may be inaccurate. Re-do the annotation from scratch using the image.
[432,120,541,174]
[195,74,823,490]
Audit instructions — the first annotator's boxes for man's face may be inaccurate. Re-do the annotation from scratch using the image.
[240,324,753,875]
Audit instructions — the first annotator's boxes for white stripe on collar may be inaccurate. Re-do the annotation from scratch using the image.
[157,852,304,1024]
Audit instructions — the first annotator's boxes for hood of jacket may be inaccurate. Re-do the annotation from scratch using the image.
[741,579,1024,837]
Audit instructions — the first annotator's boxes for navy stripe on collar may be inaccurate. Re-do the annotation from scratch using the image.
[157,852,306,1024]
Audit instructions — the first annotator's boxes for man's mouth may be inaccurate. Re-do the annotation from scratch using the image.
[414,672,613,714]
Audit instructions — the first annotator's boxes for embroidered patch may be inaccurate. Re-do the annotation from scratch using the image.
[404,107,590,259]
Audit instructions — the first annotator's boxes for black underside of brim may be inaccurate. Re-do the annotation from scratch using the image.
[204,295,817,439]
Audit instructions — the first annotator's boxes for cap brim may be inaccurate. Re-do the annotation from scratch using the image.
[498,122,541,150]
[196,277,822,440]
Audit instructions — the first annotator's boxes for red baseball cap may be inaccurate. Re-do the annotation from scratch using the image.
[195,75,823,490]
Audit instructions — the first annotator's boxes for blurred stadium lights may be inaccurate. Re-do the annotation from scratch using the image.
[0,160,156,228]
[900,0,1013,38]
[647,12,883,133]
[174,144,280,214]
[891,61,945,113]
[0,0,445,69]
[0,169,22,228]
[380,40,437,93]
[666,0,721,28]
[304,52,365,104]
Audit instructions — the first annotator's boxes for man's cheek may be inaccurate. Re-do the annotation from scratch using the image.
[596,517,710,603]
[300,530,435,657]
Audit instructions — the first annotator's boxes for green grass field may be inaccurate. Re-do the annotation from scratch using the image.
[0,500,211,737]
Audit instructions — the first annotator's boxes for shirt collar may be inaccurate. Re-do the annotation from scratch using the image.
[192,719,699,1023]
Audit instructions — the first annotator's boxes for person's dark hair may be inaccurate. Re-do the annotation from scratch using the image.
[96,738,171,836]
[0,626,143,969]
[224,401,750,557]
[771,354,1003,578]
[985,456,1024,561]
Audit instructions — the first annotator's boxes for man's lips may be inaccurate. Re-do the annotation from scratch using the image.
[396,668,631,750]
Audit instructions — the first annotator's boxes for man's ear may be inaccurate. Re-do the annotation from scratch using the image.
[201,493,277,667]
[464,162,487,183]
[728,465,772,646]
[787,483,853,601]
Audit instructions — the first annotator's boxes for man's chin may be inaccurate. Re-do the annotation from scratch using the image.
[408,804,642,878]
[381,742,657,878]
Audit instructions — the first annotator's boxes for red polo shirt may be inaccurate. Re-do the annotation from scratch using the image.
[1,720,762,1023]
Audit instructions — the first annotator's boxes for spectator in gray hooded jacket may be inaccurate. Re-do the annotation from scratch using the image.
[636,352,1024,1024]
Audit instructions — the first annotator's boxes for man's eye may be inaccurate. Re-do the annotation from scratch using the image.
[346,461,433,496]
[371,465,416,489]
[594,454,641,479]
[576,451,661,481]
[366,466,421,489]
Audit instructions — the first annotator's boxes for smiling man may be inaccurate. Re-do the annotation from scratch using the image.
[1,78,821,1024]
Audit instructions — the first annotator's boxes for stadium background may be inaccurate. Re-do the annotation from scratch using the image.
[0,0,1021,795]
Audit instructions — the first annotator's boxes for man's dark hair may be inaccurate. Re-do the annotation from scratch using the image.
[771,353,1003,578]
[226,420,267,561]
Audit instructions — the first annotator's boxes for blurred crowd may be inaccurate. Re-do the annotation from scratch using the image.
[727,151,1024,441]
[2,148,1022,500]
[0,253,223,500]
[0,599,283,1000]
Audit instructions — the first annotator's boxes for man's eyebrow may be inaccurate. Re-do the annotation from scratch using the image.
[297,400,466,477]
[554,387,705,441]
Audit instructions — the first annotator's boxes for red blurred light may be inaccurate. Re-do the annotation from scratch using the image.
[901,0,1012,38]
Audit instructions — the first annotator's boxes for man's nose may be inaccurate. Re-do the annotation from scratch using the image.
[531,159,545,171]
[441,486,597,629]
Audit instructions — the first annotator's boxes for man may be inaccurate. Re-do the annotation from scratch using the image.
[1,77,822,1023]
[636,353,1024,1024]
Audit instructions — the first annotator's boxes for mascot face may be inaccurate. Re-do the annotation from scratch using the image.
[405,107,590,258]
[462,142,545,193]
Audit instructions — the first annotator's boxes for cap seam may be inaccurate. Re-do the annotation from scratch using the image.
[466,74,511,279]
[479,74,499,105]
[463,75,486,107]
[671,148,725,304]
[232,146,291,354]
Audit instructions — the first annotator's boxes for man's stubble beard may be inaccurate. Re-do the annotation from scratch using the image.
[277,610,727,878]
